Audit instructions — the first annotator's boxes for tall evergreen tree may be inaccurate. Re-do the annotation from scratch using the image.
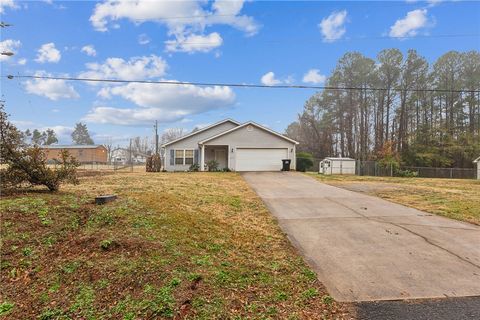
[45,129,58,145]
[71,122,94,145]
[286,49,480,168]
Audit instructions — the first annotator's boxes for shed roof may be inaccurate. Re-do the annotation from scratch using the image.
[323,157,355,161]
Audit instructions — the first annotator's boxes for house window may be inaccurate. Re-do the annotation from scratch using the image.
[175,150,184,165]
[185,150,194,165]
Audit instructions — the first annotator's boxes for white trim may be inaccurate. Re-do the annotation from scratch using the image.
[161,119,240,147]
[474,156,480,163]
[199,121,299,145]
[200,145,205,171]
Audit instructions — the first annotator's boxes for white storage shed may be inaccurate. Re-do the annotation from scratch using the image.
[474,156,480,180]
[319,157,356,175]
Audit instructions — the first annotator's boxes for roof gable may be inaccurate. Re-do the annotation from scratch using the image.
[199,121,299,145]
[161,119,240,147]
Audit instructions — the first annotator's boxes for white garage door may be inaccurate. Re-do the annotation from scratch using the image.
[236,148,288,171]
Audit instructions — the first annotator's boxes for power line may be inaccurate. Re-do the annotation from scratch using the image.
[6,74,480,94]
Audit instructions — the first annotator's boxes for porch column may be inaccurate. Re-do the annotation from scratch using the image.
[200,144,205,171]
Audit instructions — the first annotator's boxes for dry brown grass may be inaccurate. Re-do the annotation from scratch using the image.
[308,174,480,225]
[1,172,354,319]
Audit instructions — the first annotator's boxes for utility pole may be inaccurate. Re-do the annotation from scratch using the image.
[154,120,159,155]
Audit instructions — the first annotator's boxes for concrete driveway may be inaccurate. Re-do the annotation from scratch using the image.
[242,172,480,302]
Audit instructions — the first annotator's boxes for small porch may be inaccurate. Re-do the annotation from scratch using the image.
[200,145,229,171]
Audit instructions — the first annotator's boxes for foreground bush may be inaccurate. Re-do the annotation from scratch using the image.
[0,104,79,192]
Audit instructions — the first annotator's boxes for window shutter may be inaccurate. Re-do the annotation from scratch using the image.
[170,149,174,165]
[194,149,199,164]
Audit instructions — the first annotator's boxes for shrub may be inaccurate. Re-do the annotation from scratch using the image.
[296,152,314,172]
[146,154,161,172]
[222,167,231,172]
[0,147,79,192]
[395,169,419,178]
[0,105,79,192]
[188,163,200,172]
[206,160,219,172]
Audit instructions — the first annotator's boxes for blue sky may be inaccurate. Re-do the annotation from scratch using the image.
[1,0,479,145]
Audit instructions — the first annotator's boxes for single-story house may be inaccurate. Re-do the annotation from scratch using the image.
[474,156,480,179]
[319,157,356,175]
[161,119,298,171]
[40,145,108,164]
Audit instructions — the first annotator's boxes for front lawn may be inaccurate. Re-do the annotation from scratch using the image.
[1,172,353,319]
[307,173,480,225]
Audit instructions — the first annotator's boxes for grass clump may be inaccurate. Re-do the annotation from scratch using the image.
[0,301,14,316]
[309,173,480,225]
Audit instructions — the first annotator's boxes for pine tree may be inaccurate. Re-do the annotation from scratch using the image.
[71,123,94,145]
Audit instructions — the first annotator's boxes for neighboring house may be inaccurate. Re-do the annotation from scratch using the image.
[474,156,480,180]
[111,148,127,164]
[162,119,298,172]
[41,145,108,164]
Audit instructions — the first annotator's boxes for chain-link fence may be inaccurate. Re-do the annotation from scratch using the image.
[355,160,476,179]
[49,162,146,173]
[300,158,477,179]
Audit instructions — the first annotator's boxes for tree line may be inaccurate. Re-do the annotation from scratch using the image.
[286,49,480,168]
[23,122,94,146]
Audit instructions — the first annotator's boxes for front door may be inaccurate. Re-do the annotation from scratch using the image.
[215,149,227,169]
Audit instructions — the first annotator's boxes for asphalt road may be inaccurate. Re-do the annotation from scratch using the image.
[242,172,480,302]
[356,297,480,320]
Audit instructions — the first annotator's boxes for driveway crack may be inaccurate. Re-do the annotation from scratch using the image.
[326,197,480,270]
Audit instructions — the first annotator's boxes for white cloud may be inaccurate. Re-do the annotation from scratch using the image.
[0,0,16,13]
[0,39,21,61]
[90,0,258,53]
[319,10,348,42]
[303,69,326,84]
[138,33,150,45]
[165,32,223,53]
[79,55,167,81]
[84,82,235,125]
[261,72,282,86]
[24,71,79,100]
[18,58,27,65]
[389,9,429,38]
[43,125,74,139]
[11,120,36,129]
[427,0,442,7]
[81,44,97,56]
[35,42,61,63]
